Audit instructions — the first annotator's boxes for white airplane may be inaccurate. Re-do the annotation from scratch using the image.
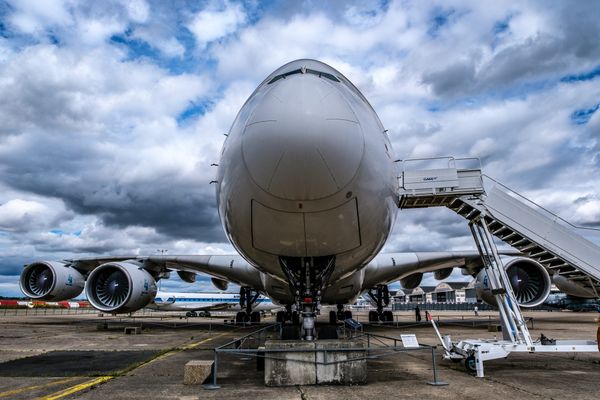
[18,59,579,340]
[148,291,278,319]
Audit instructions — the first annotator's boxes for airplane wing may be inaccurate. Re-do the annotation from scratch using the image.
[360,250,520,290]
[67,254,265,290]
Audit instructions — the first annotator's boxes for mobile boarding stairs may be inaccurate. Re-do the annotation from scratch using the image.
[397,157,600,377]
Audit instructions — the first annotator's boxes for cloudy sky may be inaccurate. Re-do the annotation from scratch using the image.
[0,0,599,297]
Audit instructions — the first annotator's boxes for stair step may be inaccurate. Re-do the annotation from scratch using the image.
[511,238,531,247]
[501,231,519,241]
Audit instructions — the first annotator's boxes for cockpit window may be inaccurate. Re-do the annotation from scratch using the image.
[268,68,340,84]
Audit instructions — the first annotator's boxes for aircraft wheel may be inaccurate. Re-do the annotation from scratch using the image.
[329,310,337,325]
[276,310,285,323]
[186,311,193,318]
[464,355,477,374]
[383,310,393,322]
[292,311,300,326]
[235,311,246,324]
[251,311,261,323]
[368,310,379,323]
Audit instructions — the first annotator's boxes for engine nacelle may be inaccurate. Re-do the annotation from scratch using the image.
[20,261,85,301]
[475,257,551,308]
[434,268,453,281]
[400,273,423,290]
[552,274,596,298]
[85,262,157,313]
[211,277,229,291]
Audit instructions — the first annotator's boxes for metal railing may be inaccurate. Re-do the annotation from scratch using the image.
[203,323,447,389]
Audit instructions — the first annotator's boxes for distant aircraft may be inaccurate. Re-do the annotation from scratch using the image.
[148,291,279,320]
[18,59,600,342]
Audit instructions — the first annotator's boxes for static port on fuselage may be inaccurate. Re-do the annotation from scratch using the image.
[217,59,399,285]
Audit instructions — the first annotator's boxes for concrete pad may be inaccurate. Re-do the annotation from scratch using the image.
[264,340,316,386]
[183,359,213,385]
[315,340,366,384]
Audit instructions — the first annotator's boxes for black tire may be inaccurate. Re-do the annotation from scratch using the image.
[318,325,339,340]
[464,355,477,374]
[343,310,353,320]
[281,325,300,340]
[292,311,300,326]
[251,311,261,323]
[383,310,393,322]
[276,310,285,323]
[186,311,193,318]
[329,310,337,325]
[235,312,246,323]
[368,310,379,322]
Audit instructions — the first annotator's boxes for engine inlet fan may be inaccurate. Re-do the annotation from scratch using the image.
[507,262,545,305]
[27,265,53,296]
[93,268,130,309]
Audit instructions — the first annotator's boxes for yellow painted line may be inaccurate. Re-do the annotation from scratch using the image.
[0,377,79,398]
[33,330,235,399]
[37,376,113,400]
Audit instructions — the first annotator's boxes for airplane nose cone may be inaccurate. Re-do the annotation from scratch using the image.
[242,74,364,201]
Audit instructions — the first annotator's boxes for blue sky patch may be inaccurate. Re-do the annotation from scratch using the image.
[571,103,599,125]
[177,99,215,124]
[561,64,600,83]
[111,31,161,60]
[493,19,510,35]
[428,8,455,37]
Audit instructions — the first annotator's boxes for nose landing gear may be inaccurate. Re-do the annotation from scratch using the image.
[279,255,335,340]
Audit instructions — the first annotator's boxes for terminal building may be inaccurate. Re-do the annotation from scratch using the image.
[392,281,477,305]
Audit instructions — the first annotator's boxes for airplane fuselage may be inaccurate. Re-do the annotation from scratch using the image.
[217,60,399,303]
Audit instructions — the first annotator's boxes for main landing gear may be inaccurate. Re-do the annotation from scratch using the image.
[367,285,394,323]
[329,304,352,324]
[235,287,261,324]
[186,311,211,318]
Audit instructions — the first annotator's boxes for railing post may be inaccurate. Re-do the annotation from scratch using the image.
[203,349,220,390]
[427,346,448,386]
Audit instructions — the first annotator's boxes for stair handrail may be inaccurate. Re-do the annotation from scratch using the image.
[482,174,600,232]
[397,156,457,174]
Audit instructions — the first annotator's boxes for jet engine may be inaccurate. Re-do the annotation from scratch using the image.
[475,257,551,308]
[211,277,229,291]
[85,262,157,313]
[400,272,423,290]
[20,261,85,301]
[552,274,596,298]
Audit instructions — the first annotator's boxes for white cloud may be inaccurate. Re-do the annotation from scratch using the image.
[187,2,246,49]
[0,199,50,232]
[124,0,150,23]
[7,0,72,34]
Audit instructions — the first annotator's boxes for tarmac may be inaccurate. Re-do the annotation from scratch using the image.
[0,310,598,400]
